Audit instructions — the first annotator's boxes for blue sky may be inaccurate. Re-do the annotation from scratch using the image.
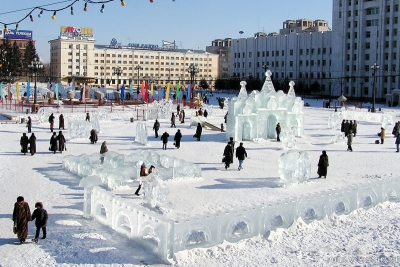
[0,0,332,63]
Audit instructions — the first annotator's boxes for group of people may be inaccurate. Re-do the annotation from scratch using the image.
[12,196,48,244]
[223,137,248,171]
[50,131,66,154]
[341,120,358,152]
[20,132,36,156]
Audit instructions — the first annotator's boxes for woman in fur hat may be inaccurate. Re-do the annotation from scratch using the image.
[12,196,31,243]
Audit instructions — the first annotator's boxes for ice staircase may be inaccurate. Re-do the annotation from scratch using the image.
[203,121,224,132]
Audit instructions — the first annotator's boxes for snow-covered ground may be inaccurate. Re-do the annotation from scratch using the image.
[0,94,400,267]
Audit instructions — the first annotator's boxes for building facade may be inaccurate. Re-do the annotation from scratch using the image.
[49,26,219,88]
[206,38,232,78]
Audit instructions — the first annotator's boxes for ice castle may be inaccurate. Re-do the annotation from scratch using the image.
[226,70,304,141]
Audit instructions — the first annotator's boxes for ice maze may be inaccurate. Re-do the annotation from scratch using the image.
[85,178,400,260]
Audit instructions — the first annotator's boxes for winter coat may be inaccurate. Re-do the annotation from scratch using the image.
[140,165,148,177]
[317,154,329,177]
[223,145,233,163]
[20,134,29,153]
[393,123,398,136]
[90,129,98,144]
[195,123,202,138]
[100,142,108,154]
[59,115,65,129]
[171,114,176,124]
[58,133,66,151]
[380,129,386,139]
[153,120,160,131]
[13,201,31,240]
[352,121,357,135]
[276,124,281,134]
[181,110,185,123]
[86,114,90,122]
[48,114,55,124]
[228,140,235,163]
[31,207,48,228]
[174,131,182,147]
[236,146,247,160]
[344,122,350,134]
[29,134,36,155]
[396,134,400,145]
[203,110,208,118]
[50,135,58,152]
[177,104,180,114]
[341,120,345,132]
[347,133,353,145]
[161,132,170,143]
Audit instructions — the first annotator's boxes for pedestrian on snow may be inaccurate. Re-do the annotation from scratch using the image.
[228,137,235,164]
[203,109,208,118]
[352,120,358,137]
[134,163,154,195]
[58,131,66,152]
[59,114,65,130]
[86,112,90,122]
[12,196,31,244]
[317,150,329,178]
[31,202,48,243]
[20,133,29,155]
[26,116,32,133]
[224,112,228,123]
[161,131,170,150]
[181,110,185,123]
[179,111,183,123]
[153,119,160,138]
[100,141,108,164]
[395,121,400,152]
[349,120,354,135]
[171,113,176,128]
[50,132,58,154]
[177,104,180,115]
[223,143,233,170]
[392,122,399,137]
[48,113,55,132]
[341,119,345,133]
[221,123,224,132]
[90,129,98,144]
[276,122,281,142]
[347,130,353,151]
[198,108,203,116]
[194,123,202,141]
[235,142,247,171]
[174,129,182,149]
[380,127,386,144]
[29,133,36,155]
[344,120,350,137]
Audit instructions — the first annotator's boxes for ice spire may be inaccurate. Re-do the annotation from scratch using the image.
[287,81,296,98]
[260,70,275,93]
[238,81,248,99]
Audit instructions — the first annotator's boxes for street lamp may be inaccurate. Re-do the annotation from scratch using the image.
[112,66,123,91]
[134,65,143,94]
[371,63,379,113]
[28,59,43,112]
[187,63,199,100]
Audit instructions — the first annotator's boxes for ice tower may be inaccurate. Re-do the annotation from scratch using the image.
[226,70,304,141]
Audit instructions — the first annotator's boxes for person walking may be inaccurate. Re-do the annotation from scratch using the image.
[347,130,353,152]
[90,129,98,144]
[317,150,329,178]
[161,131,170,150]
[20,133,29,155]
[235,142,247,171]
[174,129,182,149]
[86,112,90,122]
[31,202,48,243]
[50,132,58,154]
[380,127,386,144]
[58,131,66,152]
[171,113,176,128]
[276,122,281,142]
[26,116,32,133]
[341,119,345,134]
[177,104,180,115]
[194,123,202,141]
[228,137,235,164]
[100,141,108,164]
[223,143,233,170]
[59,114,65,130]
[29,133,36,156]
[153,119,160,138]
[48,113,55,132]
[344,120,350,137]
[12,196,31,244]
[392,122,399,137]
[352,120,358,137]
[134,163,154,196]
[203,109,208,118]
[181,110,185,123]
[395,122,400,152]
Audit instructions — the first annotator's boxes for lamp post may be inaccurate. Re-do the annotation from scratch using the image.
[28,59,43,112]
[134,65,143,94]
[187,63,199,100]
[370,63,379,113]
[112,66,123,91]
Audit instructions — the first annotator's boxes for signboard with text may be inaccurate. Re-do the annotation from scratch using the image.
[60,26,94,38]
[3,30,32,40]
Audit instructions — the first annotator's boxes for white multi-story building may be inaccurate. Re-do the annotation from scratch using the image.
[49,26,219,88]
[232,1,400,103]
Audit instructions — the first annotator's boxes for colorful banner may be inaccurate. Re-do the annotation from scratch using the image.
[150,82,154,96]
[26,82,30,103]
[175,82,180,99]
[190,84,194,100]
[187,84,191,100]
[15,82,19,101]
[140,81,145,96]
[120,84,125,101]
[166,83,170,100]
[55,84,59,101]
[145,83,149,102]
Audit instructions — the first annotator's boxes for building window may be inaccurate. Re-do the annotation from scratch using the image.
[366,42,371,49]
[366,8,379,15]
[290,49,293,56]
[366,31,371,38]
[365,54,370,60]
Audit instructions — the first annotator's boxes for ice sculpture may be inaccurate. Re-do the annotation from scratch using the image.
[135,122,148,145]
[331,132,346,144]
[190,116,207,127]
[226,70,304,141]
[67,117,100,141]
[142,172,170,207]
[329,108,394,129]
[79,175,103,218]
[147,99,173,120]
[281,127,296,149]
[278,150,311,186]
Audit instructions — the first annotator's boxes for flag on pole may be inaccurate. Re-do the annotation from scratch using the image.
[26,82,30,102]
[166,83,170,100]
[120,84,125,101]
[190,84,194,100]
[140,81,145,96]
[0,82,3,99]
[175,82,180,99]
[187,84,191,100]
[150,82,154,96]
[145,83,149,102]
[15,82,20,101]
[55,83,59,101]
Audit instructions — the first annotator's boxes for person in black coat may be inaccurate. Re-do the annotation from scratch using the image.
[58,131,66,152]
[20,133,29,155]
[171,113,176,128]
[48,113,55,132]
[26,116,32,133]
[31,202,48,242]
[29,133,36,156]
[59,114,65,130]
[174,129,182,149]
[90,129,98,144]
[236,142,248,171]
[203,109,208,118]
[194,123,202,141]
[153,119,160,138]
[317,150,329,178]
[86,112,90,122]
[181,110,185,123]
[50,132,58,154]
[223,143,233,170]
[276,123,281,142]
[228,137,235,164]
[161,131,170,150]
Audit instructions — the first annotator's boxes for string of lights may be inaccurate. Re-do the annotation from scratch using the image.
[0,0,128,32]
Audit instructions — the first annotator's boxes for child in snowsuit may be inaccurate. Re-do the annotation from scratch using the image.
[31,202,48,243]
